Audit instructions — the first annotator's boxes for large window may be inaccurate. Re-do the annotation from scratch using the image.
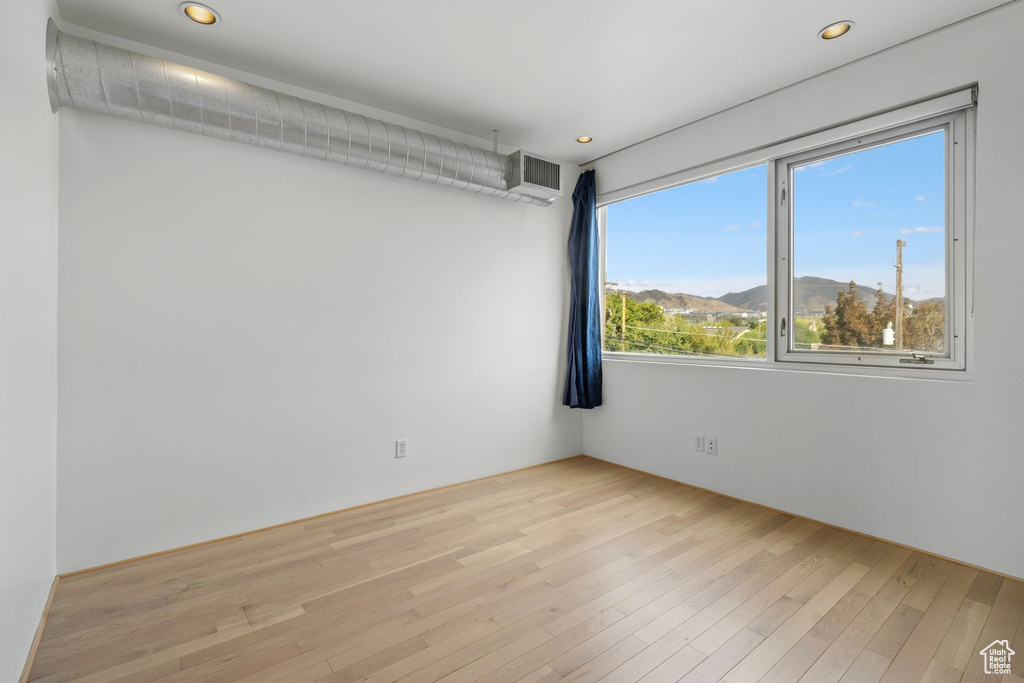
[604,165,768,359]
[601,94,973,376]
[776,111,969,372]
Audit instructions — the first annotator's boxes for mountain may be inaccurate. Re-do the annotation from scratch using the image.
[715,286,768,311]
[627,289,741,313]
[718,277,903,313]
[626,277,918,315]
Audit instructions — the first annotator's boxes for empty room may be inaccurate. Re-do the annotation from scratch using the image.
[3,1,1023,681]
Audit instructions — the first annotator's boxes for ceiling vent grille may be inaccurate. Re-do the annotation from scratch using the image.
[525,155,560,191]
[509,151,563,202]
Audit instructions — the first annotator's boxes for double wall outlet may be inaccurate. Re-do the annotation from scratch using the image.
[395,439,408,458]
[694,435,718,456]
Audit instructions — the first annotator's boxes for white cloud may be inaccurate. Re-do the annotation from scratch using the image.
[795,160,826,173]
[900,226,942,234]
[828,163,854,176]
[612,275,766,298]
[701,176,718,184]
[853,199,876,208]
[852,231,867,237]
[915,195,925,201]
[721,222,760,233]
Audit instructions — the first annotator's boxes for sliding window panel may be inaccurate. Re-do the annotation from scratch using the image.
[774,109,972,373]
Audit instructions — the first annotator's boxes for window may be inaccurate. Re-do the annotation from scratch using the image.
[776,110,970,372]
[604,164,768,359]
[601,93,974,377]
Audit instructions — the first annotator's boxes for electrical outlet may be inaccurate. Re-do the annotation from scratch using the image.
[693,435,704,453]
[395,439,408,458]
[707,438,718,456]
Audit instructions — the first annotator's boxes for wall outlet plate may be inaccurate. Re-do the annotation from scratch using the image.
[395,439,408,458]
[707,438,718,456]
[694,435,705,453]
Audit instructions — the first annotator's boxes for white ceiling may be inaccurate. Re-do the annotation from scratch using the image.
[55,0,1011,164]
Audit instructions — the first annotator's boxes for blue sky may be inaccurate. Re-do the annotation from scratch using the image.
[606,131,947,300]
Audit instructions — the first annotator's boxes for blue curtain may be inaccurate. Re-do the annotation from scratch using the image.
[563,170,603,409]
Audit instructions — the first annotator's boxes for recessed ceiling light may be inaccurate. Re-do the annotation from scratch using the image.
[180,3,220,25]
[576,136,593,143]
[818,21,854,40]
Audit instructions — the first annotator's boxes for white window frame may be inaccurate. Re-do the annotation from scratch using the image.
[598,89,975,380]
[775,109,971,373]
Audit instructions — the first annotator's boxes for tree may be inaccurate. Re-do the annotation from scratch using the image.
[605,293,682,353]
[869,284,896,346]
[819,281,946,352]
[819,282,874,349]
[793,318,821,347]
[903,300,945,352]
[603,291,765,358]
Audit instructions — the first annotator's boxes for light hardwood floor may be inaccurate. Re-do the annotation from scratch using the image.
[27,456,1024,683]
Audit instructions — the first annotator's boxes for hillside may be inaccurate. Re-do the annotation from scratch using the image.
[718,277,891,312]
[626,276,922,314]
[628,289,741,313]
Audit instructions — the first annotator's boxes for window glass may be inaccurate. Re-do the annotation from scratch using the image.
[605,164,767,358]
[791,131,946,355]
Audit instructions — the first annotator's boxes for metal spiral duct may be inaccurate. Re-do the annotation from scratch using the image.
[45,20,553,207]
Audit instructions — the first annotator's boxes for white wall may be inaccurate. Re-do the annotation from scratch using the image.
[56,33,583,572]
[585,5,1024,579]
[0,1,59,677]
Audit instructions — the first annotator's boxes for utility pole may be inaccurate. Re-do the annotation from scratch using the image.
[621,294,627,352]
[895,239,906,350]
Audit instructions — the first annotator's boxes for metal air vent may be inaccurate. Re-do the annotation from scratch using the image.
[508,150,562,201]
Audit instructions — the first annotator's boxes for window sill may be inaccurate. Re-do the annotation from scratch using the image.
[602,351,973,383]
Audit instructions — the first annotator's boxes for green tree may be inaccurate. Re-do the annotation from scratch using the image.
[793,318,821,348]
[904,300,945,352]
[603,292,765,358]
[819,281,945,352]
[869,284,896,347]
[820,282,875,349]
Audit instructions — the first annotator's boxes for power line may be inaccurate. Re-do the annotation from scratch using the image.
[605,333,767,358]
[611,339,760,358]
[614,324,767,342]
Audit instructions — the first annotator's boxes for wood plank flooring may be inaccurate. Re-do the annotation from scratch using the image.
[27,456,1024,682]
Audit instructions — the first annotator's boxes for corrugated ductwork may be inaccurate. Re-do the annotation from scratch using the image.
[45,20,554,206]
